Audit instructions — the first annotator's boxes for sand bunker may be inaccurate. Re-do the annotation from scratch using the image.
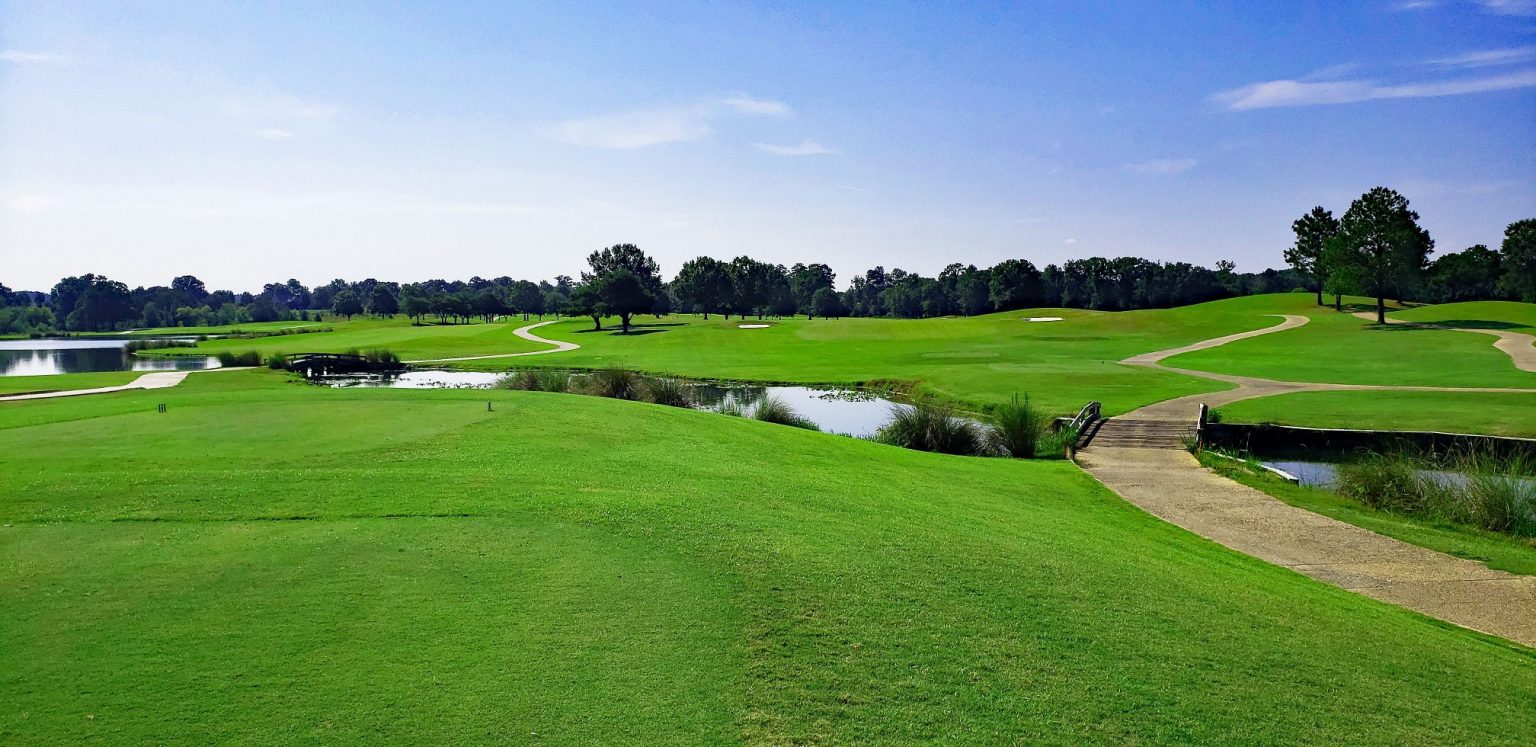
[738,324,770,329]
[1023,317,1064,322]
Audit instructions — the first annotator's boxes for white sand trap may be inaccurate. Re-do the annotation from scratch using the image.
[1023,317,1063,322]
[737,324,771,329]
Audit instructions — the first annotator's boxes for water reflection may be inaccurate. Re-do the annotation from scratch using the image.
[1260,459,1532,490]
[316,369,900,437]
[0,338,219,376]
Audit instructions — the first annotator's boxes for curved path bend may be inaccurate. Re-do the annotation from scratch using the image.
[1351,310,1536,373]
[0,367,252,403]
[1079,313,1536,647]
[405,320,580,364]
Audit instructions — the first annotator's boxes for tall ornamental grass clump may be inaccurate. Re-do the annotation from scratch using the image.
[876,402,986,456]
[988,394,1045,458]
[752,395,820,430]
[1336,449,1536,538]
[582,366,644,401]
[643,377,693,408]
[215,350,262,367]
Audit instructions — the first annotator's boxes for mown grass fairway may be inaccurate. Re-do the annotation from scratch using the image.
[1218,389,1536,438]
[1165,298,1536,389]
[2,371,1534,743]
[140,316,547,361]
[0,371,144,396]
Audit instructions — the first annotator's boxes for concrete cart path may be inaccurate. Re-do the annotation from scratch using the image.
[405,320,580,363]
[1077,313,1536,648]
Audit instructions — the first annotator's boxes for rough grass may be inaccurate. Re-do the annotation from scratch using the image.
[1,372,1535,742]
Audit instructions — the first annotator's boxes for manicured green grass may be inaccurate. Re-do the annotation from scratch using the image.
[89,320,332,336]
[1217,389,1536,438]
[138,315,547,361]
[467,300,1332,416]
[1392,300,1536,329]
[0,371,144,396]
[1167,298,1536,388]
[1200,452,1536,576]
[2,372,1534,743]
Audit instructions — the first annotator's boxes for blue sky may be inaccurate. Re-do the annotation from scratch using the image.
[2,1,1534,291]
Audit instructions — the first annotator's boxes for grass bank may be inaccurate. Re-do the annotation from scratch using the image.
[1,371,1533,742]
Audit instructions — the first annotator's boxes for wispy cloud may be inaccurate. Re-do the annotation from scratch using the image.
[545,95,793,150]
[1478,0,1536,15]
[755,140,835,156]
[545,108,714,149]
[1429,46,1536,69]
[1396,0,1536,13]
[1122,158,1197,175]
[220,93,340,122]
[249,128,297,140]
[0,49,67,64]
[722,95,792,116]
[1213,69,1536,109]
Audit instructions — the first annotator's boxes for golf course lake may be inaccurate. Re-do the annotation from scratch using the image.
[317,369,901,436]
[0,338,220,376]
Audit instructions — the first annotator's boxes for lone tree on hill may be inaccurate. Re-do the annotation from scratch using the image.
[1336,187,1433,324]
[1285,206,1339,306]
[595,269,655,333]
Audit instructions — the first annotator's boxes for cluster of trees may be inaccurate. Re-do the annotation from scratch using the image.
[1283,186,1535,322]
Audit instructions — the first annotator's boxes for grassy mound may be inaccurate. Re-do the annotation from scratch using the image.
[1,370,1533,743]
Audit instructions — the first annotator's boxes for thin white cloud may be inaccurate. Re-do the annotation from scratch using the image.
[545,95,794,150]
[721,96,792,116]
[1397,0,1536,13]
[1214,69,1536,109]
[755,140,835,156]
[1122,158,1197,175]
[1479,0,1536,15]
[1063,238,1079,246]
[249,128,297,140]
[4,195,53,213]
[0,49,67,64]
[1429,46,1536,68]
[545,109,713,149]
[220,93,340,122]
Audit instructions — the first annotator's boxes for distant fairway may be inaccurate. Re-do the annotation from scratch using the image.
[132,293,1536,432]
[2,371,1534,743]
[1164,298,1536,388]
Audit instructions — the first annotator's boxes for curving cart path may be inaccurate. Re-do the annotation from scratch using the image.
[405,320,580,364]
[1079,313,1536,647]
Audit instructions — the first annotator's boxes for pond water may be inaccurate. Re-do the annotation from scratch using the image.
[316,369,902,437]
[0,338,220,376]
[1260,459,1532,490]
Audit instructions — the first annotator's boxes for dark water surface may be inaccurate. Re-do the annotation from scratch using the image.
[0,338,219,376]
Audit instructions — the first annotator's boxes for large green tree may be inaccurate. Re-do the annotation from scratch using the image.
[583,244,663,295]
[672,256,733,319]
[1336,187,1434,324]
[1284,206,1339,306]
[594,270,654,333]
[1500,218,1536,302]
[330,290,363,320]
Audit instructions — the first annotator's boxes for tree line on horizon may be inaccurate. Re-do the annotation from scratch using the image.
[2,186,1530,336]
